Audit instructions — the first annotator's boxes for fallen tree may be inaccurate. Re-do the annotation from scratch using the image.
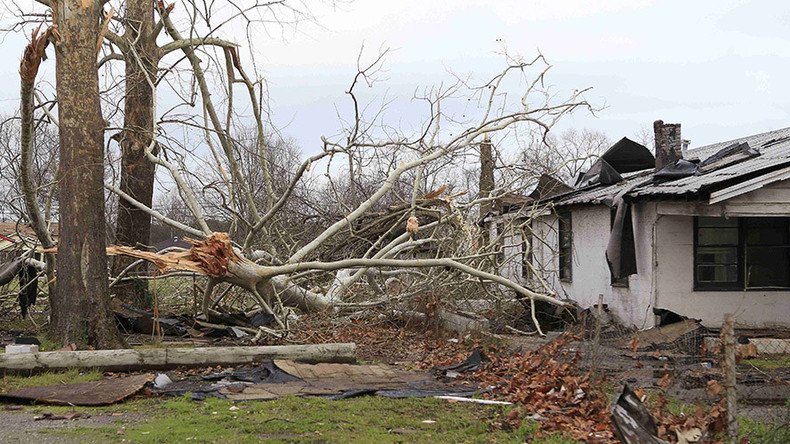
[10,3,595,341]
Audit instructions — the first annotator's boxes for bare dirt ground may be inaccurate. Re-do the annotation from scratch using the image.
[0,410,144,443]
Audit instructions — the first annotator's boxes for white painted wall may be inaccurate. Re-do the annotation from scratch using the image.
[540,204,657,329]
[655,213,790,329]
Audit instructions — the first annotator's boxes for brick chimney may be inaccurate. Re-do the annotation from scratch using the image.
[653,120,682,170]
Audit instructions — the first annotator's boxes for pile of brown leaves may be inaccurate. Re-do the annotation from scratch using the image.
[474,333,728,442]
[476,333,617,442]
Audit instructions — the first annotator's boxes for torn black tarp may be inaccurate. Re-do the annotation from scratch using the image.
[432,349,486,377]
[653,158,699,183]
[18,262,38,318]
[601,137,656,174]
[610,384,668,444]
[605,184,638,280]
[529,174,573,200]
[576,159,623,188]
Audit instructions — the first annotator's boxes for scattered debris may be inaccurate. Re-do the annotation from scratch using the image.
[433,349,486,377]
[435,396,512,405]
[610,384,666,444]
[153,359,477,401]
[1,374,153,406]
[5,344,39,354]
[627,319,704,354]
[154,373,172,388]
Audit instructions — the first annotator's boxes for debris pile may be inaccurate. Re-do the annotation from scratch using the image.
[476,334,617,442]
[472,333,728,442]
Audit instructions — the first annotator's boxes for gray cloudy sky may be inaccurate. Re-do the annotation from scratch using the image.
[1,0,789,153]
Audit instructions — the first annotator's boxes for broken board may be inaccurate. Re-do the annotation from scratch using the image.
[0,374,153,406]
[219,360,463,400]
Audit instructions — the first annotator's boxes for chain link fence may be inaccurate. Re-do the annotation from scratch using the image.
[566,304,789,443]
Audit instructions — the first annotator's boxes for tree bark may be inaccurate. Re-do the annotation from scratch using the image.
[111,0,159,307]
[51,0,124,349]
[479,135,494,245]
[0,343,357,372]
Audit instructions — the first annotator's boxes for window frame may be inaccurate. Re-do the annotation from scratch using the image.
[558,211,572,282]
[693,216,790,291]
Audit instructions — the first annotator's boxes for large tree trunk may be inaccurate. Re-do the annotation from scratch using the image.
[478,135,494,246]
[51,0,124,349]
[111,0,159,308]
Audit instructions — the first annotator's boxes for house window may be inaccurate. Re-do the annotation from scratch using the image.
[694,216,790,290]
[521,225,533,280]
[610,208,631,287]
[558,211,572,281]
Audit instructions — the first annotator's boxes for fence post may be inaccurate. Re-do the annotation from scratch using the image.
[723,313,738,443]
[591,294,603,377]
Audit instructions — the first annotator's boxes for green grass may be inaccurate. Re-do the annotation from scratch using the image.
[0,369,103,392]
[742,355,790,370]
[48,395,576,444]
[739,416,790,443]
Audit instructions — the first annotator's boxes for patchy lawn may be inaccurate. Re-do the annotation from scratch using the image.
[0,371,573,443]
[742,355,790,370]
[47,396,573,443]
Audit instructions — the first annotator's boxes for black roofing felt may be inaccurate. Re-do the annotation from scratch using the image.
[529,174,574,200]
[576,158,623,188]
[601,137,655,174]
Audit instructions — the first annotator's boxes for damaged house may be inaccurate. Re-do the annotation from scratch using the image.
[498,121,790,329]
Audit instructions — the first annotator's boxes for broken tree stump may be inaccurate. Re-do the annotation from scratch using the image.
[0,343,356,373]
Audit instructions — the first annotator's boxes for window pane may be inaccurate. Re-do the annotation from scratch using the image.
[698,228,738,246]
[744,218,789,246]
[746,246,790,288]
[696,247,737,265]
[697,265,738,282]
[558,212,572,280]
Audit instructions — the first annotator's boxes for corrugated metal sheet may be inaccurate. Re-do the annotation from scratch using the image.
[553,126,790,205]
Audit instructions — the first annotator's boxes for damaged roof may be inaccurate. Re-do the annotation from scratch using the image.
[550,126,790,206]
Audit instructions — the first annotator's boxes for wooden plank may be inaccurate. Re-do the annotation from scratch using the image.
[656,202,725,217]
[0,343,357,373]
[709,166,790,204]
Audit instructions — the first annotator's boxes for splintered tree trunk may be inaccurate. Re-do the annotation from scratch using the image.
[111,0,159,307]
[52,0,124,348]
[478,136,494,245]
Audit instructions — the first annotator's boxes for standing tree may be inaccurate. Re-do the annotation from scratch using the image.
[110,0,159,307]
[50,0,123,348]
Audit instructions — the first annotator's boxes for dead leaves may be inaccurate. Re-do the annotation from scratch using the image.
[706,380,723,398]
[475,334,618,442]
[406,216,419,236]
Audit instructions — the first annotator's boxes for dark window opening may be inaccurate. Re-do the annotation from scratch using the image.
[558,211,572,282]
[694,216,790,290]
[610,208,631,287]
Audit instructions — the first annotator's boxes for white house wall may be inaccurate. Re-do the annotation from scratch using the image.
[526,204,657,329]
[502,183,790,329]
[655,211,790,329]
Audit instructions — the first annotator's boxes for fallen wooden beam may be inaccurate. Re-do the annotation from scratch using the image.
[0,343,356,373]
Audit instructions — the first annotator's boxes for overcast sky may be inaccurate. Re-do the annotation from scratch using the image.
[1,0,789,154]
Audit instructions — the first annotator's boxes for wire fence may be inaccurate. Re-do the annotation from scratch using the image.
[571,304,790,443]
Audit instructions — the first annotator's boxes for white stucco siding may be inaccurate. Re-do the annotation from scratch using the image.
[548,204,656,329]
[654,213,790,329]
